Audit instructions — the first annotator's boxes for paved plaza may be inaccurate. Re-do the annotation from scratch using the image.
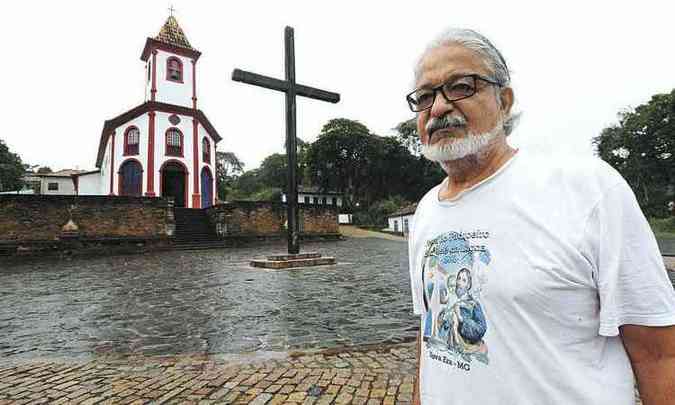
[0,238,415,363]
[0,342,417,404]
[1,234,672,404]
[1,236,420,403]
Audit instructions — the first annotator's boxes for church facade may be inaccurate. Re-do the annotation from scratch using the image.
[80,16,221,208]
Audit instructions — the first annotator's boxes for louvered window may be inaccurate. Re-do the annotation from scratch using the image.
[202,138,211,163]
[124,127,140,156]
[167,57,183,82]
[166,128,183,156]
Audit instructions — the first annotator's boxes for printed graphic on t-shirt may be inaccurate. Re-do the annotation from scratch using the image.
[422,230,491,366]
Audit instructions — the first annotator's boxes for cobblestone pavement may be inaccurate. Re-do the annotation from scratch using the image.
[0,238,415,363]
[0,342,417,405]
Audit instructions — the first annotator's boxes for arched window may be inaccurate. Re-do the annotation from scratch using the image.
[124,127,140,156]
[166,57,183,82]
[202,138,211,163]
[165,128,183,157]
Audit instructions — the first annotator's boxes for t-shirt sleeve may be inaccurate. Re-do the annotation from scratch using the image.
[584,180,675,337]
[408,216,424,316]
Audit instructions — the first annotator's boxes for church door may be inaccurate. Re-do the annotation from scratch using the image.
[119,160,143,196]
[161,162,187,207]
[201,168,213,208]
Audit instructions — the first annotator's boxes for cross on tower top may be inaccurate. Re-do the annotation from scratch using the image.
[168,4,176,17]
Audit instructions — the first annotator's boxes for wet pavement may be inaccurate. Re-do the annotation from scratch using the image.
[0,238,416,364]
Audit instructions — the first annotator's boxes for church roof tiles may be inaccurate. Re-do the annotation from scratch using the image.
[155,16,193,50]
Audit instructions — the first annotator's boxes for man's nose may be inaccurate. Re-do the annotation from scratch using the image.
[429,90,453,118]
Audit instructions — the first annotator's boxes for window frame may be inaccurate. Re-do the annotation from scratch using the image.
[165,128,184,157]
[202,137,211,164]
[48,182,59,191]
[166,56,184,83]
[123,126,140,156]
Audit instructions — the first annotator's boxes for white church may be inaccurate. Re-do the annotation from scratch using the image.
[76,15,221,208]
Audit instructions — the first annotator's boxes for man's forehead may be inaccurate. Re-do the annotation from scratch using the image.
[415,44,489,88]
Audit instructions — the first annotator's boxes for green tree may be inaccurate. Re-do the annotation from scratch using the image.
[0,139,26,192]
[392,118,446,200]
[593,90,675,217]
[258,153,288,190]
[215,151,244,201]
[394,117,421,154]
[306,118,379,205]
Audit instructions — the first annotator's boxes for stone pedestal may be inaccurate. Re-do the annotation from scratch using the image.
[250,252,336,269]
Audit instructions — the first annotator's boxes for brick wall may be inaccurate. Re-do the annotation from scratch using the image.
[205,201,339,237]
[0,195,174,242]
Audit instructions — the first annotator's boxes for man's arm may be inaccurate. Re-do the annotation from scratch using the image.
[413,330,421,405]
[620,324,675,405]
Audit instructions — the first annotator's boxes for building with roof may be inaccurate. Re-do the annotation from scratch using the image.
[386,203,417,235]
[23,169,85,195]
[281,186,344,207]
[78,15,221,208]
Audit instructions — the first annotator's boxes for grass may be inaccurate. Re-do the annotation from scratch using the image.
[649,217,675,240]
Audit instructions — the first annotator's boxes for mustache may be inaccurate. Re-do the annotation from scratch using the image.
[425,115,467,135]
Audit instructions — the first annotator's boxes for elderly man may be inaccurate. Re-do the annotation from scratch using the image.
[407,28,675,405]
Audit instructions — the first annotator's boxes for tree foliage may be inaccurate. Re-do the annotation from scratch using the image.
[394,117,421,154]
[305,119,376,205]
[215,151,244,201]
[305,118,445,209]
[593,89,675,217]
[0,139,26,192]
[226,118,445,220]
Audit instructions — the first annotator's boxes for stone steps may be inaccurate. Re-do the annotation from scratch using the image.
[173,208,221,249]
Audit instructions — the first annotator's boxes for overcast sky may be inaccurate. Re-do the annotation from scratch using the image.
[2,0,674,172]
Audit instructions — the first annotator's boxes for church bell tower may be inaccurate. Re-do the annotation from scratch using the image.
[140,16,201,109]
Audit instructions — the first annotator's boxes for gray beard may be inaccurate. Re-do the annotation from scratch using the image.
[421,121,502,163]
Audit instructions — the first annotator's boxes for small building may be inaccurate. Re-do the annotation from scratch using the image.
[22,170,84,195]
[282,186,343,207]
[386,203,417,234]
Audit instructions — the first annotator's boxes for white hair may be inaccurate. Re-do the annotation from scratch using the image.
[415,28,521,136]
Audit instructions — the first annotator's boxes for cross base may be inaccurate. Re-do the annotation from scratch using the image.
[250,252,336,269]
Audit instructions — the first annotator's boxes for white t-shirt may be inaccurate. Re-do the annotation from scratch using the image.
[408,150,675,405]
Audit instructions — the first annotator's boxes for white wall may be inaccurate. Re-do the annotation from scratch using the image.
[41,177,76,195]
[111,115,149,196]
[295,193,342,207]
[387,214,414,234]
[77,172,103,195]
[154,50,194,108]
[338,214,352,224]
[104,110,216,207]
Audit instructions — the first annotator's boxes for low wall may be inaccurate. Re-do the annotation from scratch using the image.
[205,201,339,238]
[0,195,174,257]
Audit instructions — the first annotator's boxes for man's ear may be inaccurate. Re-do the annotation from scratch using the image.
[499,87,514,116]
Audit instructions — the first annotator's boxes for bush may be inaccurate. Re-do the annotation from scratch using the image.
[649,217,675,236]
[353,196,411,228]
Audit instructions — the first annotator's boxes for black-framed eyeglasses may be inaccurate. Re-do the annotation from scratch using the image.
[406,74,503,112]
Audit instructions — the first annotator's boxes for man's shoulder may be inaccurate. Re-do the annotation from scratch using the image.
[516,151,625,193]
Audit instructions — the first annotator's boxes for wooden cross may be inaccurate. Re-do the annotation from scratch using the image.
[232,26,340,254]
